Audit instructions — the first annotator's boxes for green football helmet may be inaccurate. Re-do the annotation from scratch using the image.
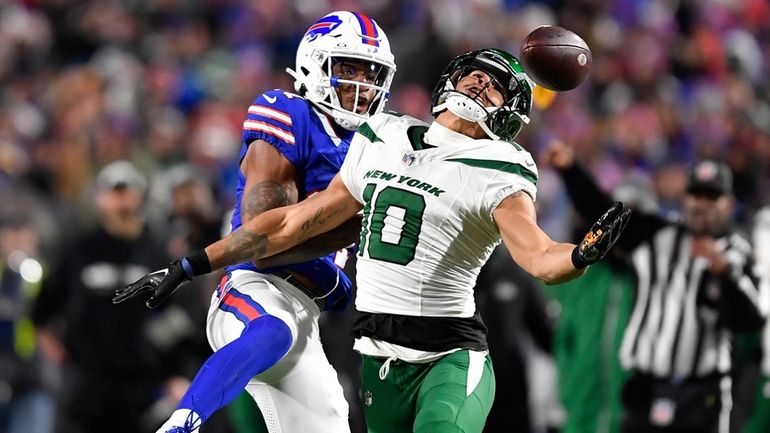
[431,48,534,142]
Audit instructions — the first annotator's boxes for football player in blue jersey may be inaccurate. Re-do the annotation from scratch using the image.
[114,11,395,433]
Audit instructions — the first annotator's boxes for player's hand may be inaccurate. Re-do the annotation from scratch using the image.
[572,201,631,268]
[540,139,575,170]
[113,259,191,308]
[691,236,729,275]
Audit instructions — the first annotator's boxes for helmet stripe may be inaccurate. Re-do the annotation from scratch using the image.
[307,22,332,32]
[353,12,379,46]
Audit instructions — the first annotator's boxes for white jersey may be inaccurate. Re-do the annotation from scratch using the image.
[339,112,538,318]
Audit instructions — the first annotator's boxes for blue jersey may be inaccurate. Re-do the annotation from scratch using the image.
[226,89,354,311]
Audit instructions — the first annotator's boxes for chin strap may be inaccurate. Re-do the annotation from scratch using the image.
[285,67,364,131]
[285,67,299,82]
[432,92,502,141]
[476,119,500,141]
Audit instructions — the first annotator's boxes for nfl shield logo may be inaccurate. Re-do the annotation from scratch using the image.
[402,153,416,166]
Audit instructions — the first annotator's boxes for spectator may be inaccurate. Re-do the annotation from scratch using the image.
[31,160,199,433]
[0,215,54,433]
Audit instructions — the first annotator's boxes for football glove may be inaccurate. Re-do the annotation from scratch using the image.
[572,201,631,269]
[113,259,191,308]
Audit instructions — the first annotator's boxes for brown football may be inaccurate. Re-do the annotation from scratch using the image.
[520,26,592,91]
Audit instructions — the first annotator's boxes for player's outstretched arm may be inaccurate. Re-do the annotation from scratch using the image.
[113,175,362,308]
[252,214,362,269]
[493,192,630,285]
[207,175,361,270]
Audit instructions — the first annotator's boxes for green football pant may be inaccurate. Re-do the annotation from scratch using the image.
[361,349,495,433]
[227,390,268,433]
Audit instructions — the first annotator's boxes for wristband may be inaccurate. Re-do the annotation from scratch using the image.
[571,246,590,269]
[181,250,212,278]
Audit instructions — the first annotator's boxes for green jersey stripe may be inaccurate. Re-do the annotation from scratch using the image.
[407,125,430,151]
[445,158,538,184]
[358,123,383,143]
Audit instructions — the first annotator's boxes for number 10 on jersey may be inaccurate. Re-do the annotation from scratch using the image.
[359,183,426,266]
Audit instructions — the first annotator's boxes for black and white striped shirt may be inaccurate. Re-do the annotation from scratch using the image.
[559,163,766,379]
[619,224,764,378]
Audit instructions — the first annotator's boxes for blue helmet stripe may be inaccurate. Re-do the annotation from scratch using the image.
[352,12,379,47]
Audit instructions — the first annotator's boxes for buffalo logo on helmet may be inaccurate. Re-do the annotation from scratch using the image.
[351,12,380,47]
[304,14,343,42]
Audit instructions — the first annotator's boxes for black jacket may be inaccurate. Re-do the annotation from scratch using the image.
[32,225,172,379]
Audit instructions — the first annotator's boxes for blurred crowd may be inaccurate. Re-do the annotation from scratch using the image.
[0,0,769,432]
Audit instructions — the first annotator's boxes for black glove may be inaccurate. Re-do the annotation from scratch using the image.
[113,259,192,308]
[114,250,211,308]
[572,201,631,269]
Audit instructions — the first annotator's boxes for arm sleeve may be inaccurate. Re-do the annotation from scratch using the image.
[719,255,767,333]
[557,162,667,252]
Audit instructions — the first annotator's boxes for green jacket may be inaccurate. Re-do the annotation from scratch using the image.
[544,260,633,433]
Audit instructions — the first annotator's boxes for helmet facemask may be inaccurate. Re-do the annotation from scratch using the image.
[324,56,394,127]
[431,49,534,142]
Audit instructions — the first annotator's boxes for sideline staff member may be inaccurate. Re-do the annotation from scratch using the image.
[544,142,766,433]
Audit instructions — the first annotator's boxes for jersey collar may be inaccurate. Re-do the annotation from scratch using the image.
[311,105,354,146]
[424,121,473,147]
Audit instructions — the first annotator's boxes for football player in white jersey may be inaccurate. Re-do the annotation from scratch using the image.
[117,48,630,432]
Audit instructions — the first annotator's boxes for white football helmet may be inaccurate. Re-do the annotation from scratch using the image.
[287,11,396,130]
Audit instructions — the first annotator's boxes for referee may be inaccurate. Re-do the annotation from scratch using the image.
[544,141,766,433]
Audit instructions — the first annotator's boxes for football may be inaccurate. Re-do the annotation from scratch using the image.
[520,26,592,91]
